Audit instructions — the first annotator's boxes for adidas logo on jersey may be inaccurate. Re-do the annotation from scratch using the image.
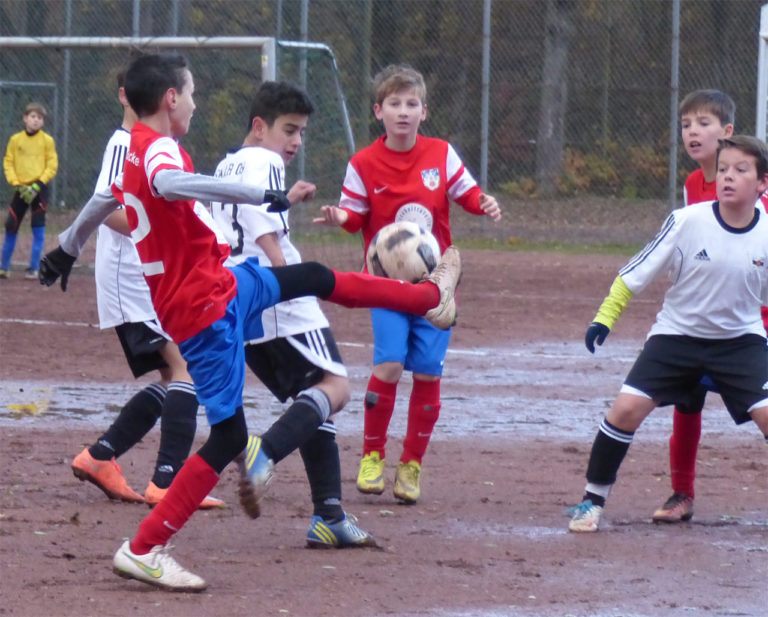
[694,248,710,261]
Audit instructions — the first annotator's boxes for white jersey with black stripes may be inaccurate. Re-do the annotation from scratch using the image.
[210,145,332,344]
[94,127,161,330]
[619,200,768,340]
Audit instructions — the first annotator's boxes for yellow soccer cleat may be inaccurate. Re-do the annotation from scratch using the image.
[393,460,421,504]
[356,451,385,495]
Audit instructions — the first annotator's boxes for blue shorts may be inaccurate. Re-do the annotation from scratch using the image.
[179,258,281,425]
[371,308,451,375]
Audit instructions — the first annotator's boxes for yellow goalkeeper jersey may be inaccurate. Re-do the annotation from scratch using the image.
[3,129,58,186]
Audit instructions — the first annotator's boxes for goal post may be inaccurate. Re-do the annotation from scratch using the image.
[0,36,356,224]
[0,36,277,81]
[757,5,768,140]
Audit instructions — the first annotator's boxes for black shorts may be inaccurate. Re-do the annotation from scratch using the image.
[244,328,344,403]
[115,321,169,378]
[624,334,768,425]
[5,188,47,233]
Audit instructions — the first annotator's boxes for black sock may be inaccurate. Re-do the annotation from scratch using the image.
[585,418,634,487]
[151,382,198,488]
[300,422,344,522]
[261,390,329,463]
[198,406,248,474]
[583,491,607,508]
[89,383,166,460]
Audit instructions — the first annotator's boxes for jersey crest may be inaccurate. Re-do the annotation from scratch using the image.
[421,168,440,191]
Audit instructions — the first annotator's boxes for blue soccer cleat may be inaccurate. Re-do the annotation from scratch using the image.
[236,435,274,519]
[306,513,380,549]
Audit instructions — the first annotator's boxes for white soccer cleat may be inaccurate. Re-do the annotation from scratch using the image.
[566,499,603,533]
[423,245,462,330]
[113,540,207,592]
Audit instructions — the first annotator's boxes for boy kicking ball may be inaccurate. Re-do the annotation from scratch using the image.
[40,52,461,592]
[569,135,768,532]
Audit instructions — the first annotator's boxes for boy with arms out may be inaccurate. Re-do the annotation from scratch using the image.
[570,135,768,532]
[42,53,460,591]
[210,80,374,547]
[315,64,500,504]
[0,102,58,279]
[70,70,222,509]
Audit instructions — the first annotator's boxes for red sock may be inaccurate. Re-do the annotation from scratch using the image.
[362,375,398,459]
[669,408,701,498]
[327,270,438,314]
[402,378,441,464]
[130,454,219,555]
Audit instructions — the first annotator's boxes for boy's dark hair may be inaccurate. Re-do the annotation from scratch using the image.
[124,53,190,117]
[679,89,735,126]
[717,135,768,178]
[372,64,426,106]
[248,81,314,130]
[24,102,47,118]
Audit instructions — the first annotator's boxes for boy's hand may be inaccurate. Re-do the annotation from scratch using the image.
[585,322,610,353]
[313,205,349,227]
[479,193,501,221]
[264,189,291,213]
[38,246,77,292]
[19,182,42,204]
[287,180,317,205]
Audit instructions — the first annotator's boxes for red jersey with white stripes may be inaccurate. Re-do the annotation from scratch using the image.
[683,168,715,206]
[114,121,236,343]
[339,135,483,259]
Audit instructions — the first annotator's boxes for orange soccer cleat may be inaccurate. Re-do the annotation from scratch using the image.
[144,481,226,510]
[71,448,145,503]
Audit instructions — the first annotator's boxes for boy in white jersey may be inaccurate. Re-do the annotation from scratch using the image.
[210,81,374,547]
[569,135,768,533]
[68,70,222,510]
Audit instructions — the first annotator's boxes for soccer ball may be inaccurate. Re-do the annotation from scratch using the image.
[366,221,441,283]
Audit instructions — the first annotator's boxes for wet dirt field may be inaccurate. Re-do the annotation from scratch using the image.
[2,247,767,617]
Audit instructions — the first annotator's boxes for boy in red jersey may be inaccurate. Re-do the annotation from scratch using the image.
[315,64,501,504]
[42,53,461,592]
[570,135,768,533]
[650,90,735,523]
[649,90,768,524]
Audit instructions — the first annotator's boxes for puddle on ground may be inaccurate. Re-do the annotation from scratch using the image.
[0,341,743,442]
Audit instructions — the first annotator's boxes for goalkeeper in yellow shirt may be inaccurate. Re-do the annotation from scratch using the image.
[1,102,58,279]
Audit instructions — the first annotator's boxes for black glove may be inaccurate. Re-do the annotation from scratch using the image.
[585,322,610,354]
[39,246,77,292]
[264,189,291,213]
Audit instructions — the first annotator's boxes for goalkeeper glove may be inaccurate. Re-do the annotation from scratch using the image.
[19,182,42,205]
[39,246,77,292]
[264,189,291,213]
[585,322,610,354]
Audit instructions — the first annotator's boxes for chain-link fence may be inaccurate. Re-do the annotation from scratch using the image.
[0,0,764,247]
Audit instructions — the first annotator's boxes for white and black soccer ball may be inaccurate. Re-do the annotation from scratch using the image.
[365,221,441,283]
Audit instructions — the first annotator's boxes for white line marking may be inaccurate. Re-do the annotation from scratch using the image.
[0,317,96,328]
